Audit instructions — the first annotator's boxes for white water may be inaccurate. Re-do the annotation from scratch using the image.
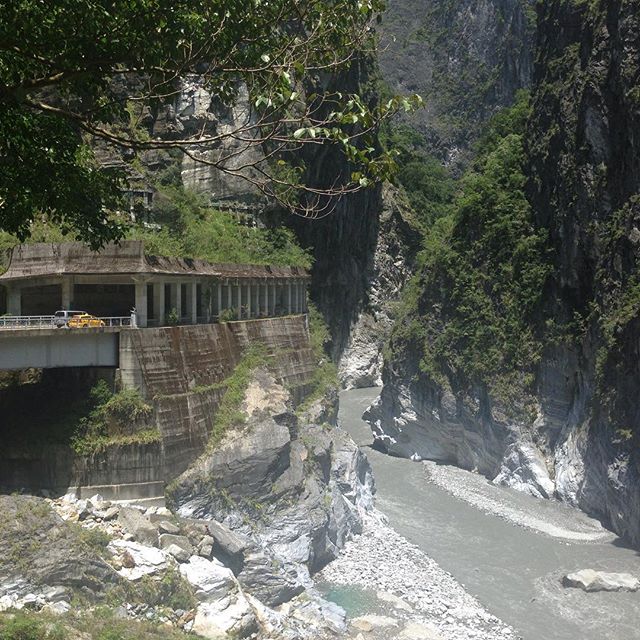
[333,387,640,640]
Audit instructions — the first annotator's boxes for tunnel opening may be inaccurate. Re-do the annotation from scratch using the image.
[0,368,116,492]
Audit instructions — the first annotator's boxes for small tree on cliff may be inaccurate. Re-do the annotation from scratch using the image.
[0,0,421,246]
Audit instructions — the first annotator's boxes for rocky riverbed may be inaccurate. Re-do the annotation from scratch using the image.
[319,510,517,640]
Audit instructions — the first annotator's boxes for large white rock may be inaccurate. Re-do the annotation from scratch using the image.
[492,442,555,499]
[179,556,237,602]
[108,540,168,581]
[376,590,413,612]
[563,569,640,592]
[192,596,256,639]
[180,556,257,638]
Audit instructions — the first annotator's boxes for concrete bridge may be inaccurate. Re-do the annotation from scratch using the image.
[0,326,121,370]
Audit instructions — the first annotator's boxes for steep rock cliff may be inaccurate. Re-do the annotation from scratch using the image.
[370,0,640,545]
[336,0,534,385]
[379,0,534,165]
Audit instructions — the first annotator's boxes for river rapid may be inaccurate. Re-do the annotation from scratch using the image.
[323,387,640,640]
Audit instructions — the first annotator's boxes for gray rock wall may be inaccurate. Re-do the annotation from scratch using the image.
[370,0,640,546]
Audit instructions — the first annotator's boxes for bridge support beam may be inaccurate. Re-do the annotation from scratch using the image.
[188,281,197,324]
[216,283,222,320]
[61,276,73,310]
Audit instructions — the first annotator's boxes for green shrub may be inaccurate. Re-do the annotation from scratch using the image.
[166,308,179,325]
[127,184,312,269]
[0,614,48,640]
[208,344,269,450]
[71,383,155,454]
[218,308,238,323]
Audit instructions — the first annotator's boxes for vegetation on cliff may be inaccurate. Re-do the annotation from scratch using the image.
[0,184,313,270]
[390,92,550,406]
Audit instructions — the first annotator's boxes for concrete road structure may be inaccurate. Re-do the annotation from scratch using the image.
[0,241,310,329]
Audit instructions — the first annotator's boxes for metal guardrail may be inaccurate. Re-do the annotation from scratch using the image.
[0,315,133,330]
[0,315,55,328]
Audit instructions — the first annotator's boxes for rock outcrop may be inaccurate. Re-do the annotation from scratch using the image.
[169,370,374,605]
[369,0,640,546]
[339,186,421,390]
[379,0,533,165]
[563,570,640,594]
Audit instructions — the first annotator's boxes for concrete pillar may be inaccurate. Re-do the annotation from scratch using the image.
[236,284,242,319]
[134,282,148,328]
[227,282,232,313]
[261,283,268,317]
[270,283,276,316]
[7,286,20,315]
[153,281,165,326]
[247,282,252,319]
[61,276,73,309]
[287,282,292,315]
[216,282,222,320]
[302,283,307,313]
[187,280,197,324]
[169,282,181,323]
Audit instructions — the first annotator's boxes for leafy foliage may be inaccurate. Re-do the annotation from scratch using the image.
[129,185,313,268]
[0,0,420,242]
[0,610,189,640]
[71,380,156,454]
[381,123,455,228]
[392,92,550,405]
[297,303,338,413]
[207,343,270,450]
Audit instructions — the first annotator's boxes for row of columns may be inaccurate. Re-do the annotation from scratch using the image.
[2,277,307,328]
[207,279,307,320]
[140,278,307,328]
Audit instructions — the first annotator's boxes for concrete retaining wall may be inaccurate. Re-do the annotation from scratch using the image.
[1,316,317,498]
[120,315,316,479]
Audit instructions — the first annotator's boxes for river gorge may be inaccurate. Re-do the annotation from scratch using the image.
[324,387,640,640]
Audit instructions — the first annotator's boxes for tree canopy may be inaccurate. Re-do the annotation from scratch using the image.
[0,0,420,246]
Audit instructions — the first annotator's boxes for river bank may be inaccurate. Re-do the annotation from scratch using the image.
[329,387,640,640]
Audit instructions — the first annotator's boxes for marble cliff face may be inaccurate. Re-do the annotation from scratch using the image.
[369,0,640,546]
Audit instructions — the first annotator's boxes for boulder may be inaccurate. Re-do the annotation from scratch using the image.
[192,596,256,639]
[102,506,120,521]
[108,540,168,581]
[165,544,191,563]
[236,549,304,607]
[563,569,640,592]
[207,520,249,573]
[117,507,158,546]
[179,556,237,602]
[158,521,181,535]
[159,534,193,555]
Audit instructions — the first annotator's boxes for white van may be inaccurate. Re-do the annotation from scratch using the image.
[53,310,87,328]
